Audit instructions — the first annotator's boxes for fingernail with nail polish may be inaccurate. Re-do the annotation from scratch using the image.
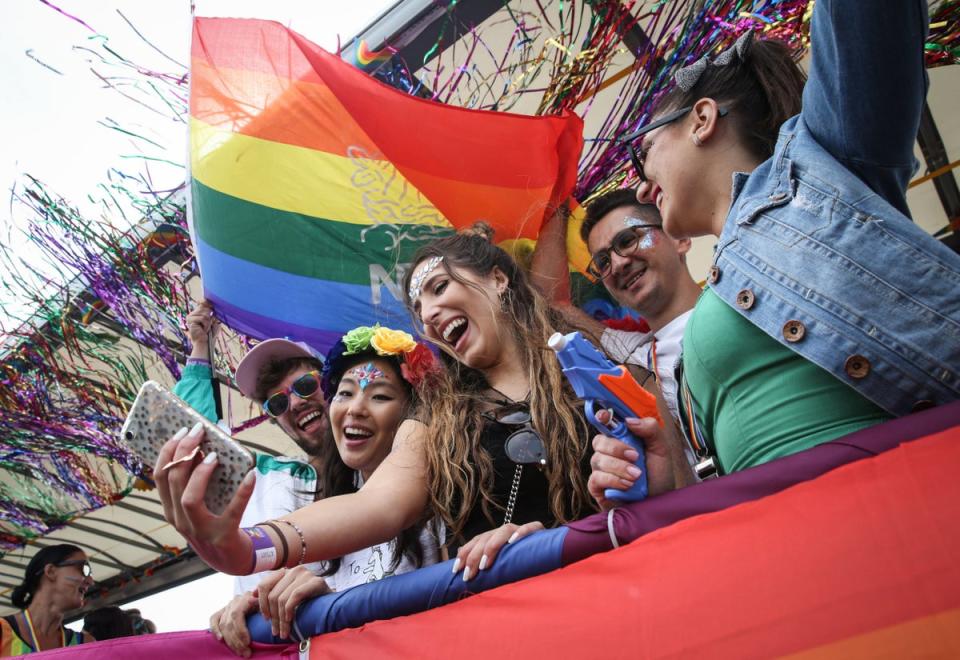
[172,427,188,442]
[190,421,204,436]
[462,566,472,582]
[507,531,520,544]
[451,558,461,574]
[478,555,488,571]
[620,478,635,487]
[627,466,643,479]
[624,449,640,461]
[203,451,218,465]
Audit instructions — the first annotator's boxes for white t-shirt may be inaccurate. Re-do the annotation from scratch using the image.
[324,520,444,592]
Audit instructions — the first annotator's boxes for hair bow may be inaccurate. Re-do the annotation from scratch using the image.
[674,31,754,92]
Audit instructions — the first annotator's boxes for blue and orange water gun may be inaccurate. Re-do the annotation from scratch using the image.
[549,331,662,502]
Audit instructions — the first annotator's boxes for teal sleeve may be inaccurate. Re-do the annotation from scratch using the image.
[172,362,219,423]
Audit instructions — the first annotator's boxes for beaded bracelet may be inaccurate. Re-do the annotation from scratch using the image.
[259,520,290,569]
[240,526,279,573]
[273,519,307,566]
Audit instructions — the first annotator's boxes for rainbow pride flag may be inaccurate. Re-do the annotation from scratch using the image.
[189,18,583,351]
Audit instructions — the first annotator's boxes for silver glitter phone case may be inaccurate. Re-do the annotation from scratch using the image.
[121,380,254,515]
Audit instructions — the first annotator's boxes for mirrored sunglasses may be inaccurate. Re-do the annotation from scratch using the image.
[483,405,547,466]
[56,560,92,578]
[262,370,322,418]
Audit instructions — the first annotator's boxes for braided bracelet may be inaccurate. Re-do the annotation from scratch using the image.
[273,519,307,566]
[240,526,279,573]
[259,521,290,569]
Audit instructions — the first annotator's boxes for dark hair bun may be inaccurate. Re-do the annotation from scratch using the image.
[10,585,29,609]
[460,221,495,242]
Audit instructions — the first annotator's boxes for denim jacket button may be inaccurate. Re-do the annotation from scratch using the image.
[844,354,871,379]
[736,289,755,310]
[708,266,720,284]
[782,320,806,342]
[911,399,935,413]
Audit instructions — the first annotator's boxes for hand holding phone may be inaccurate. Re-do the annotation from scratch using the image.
[121,380,254,515]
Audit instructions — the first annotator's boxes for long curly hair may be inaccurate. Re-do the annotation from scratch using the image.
[402,226,596,543]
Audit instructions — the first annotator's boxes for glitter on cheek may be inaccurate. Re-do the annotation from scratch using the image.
[636,231,656,251]
[346,362,385,391]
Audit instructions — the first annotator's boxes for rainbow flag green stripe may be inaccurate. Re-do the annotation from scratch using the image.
[192,180,451,285]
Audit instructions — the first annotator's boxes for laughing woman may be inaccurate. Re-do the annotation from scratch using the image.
[209,326,443,652]
[156,228,677,594]
[595,0,960,481]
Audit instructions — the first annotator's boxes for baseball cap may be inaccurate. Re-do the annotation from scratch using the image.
[234,338,324,399]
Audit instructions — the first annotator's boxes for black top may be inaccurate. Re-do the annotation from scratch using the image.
[455,409,592,547]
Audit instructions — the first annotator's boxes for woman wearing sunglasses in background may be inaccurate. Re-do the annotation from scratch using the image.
[208,325,443,654]
[592,0,960,488]
[2,544,94,655]
[156,225,679,600]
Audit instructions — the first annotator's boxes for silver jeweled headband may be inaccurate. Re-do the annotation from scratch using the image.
[408,256,444,301]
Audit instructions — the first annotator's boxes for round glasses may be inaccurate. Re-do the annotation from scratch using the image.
[483,404,547,466]
[586,224,661,280]
[56,559,93,578]
[262,370,322,418]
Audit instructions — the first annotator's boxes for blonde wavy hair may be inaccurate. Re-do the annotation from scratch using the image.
[403,225,596,543]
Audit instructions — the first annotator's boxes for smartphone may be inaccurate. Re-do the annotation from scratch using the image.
[121,380,254,515]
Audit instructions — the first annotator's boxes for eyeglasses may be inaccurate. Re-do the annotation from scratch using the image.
[622,105,729,182]
[262,370,322,418]
[586,224,661,280]
[483,404,547,466]
[56,560,93,578]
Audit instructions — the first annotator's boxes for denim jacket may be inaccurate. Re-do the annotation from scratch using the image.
[708,0,960,416]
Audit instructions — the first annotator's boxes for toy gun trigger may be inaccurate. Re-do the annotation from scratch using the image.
[585,400,627,439]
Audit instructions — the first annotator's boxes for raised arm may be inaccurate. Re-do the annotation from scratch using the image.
[801,0,929,215]
[156,418,430,575]
[173,300,220,422]
[530,204,606,337]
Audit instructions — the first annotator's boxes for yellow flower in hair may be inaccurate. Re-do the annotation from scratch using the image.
[370,326,417,356]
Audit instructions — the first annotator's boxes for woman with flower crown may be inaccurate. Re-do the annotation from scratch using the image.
[156,226,677,610]
[208,324,444,653]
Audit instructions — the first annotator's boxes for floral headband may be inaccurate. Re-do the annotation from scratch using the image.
[320,324,440,400]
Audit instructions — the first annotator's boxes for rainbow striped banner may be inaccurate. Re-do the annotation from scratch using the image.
[189,18,583,352]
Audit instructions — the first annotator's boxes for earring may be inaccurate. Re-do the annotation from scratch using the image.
[692,133,703,147]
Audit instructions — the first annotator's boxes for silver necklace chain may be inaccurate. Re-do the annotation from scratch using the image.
[503,463,523,525]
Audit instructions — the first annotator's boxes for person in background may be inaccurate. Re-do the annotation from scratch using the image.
[81,606,135,641]
[174,300,329,594]
[2,545,94,655]
[124,608,156,635]
[209,325,443,655]
[533,190,701,424]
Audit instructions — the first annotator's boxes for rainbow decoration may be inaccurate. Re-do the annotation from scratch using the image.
[189,18,583,352]
[349,39,394,70]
